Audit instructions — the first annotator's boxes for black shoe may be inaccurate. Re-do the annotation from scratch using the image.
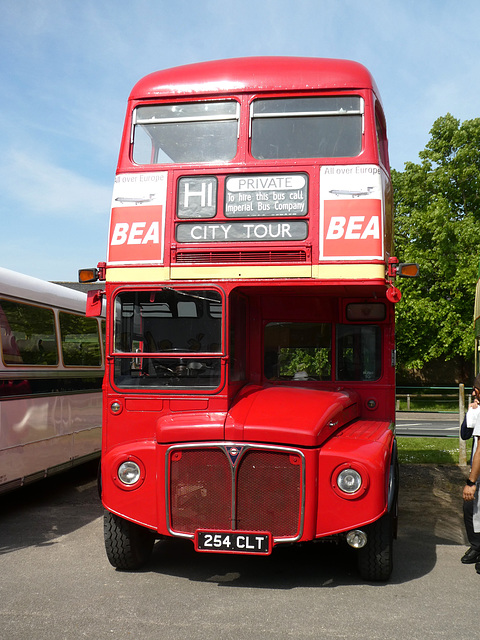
[462,547,480,564]
[475,562,480,574]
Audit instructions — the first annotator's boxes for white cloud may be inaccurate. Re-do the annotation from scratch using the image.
[0,151,111,218]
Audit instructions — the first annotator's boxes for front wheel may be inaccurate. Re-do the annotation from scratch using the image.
[104,510,155,570]
[357,512,393,581]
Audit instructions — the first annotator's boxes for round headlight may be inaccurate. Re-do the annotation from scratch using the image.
[337,468,362,494]
[117,460,141,486]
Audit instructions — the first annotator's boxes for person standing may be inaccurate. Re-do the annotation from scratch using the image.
[462,375,480,568]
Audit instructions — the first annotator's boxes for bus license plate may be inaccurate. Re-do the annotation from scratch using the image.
[195,530,272,555]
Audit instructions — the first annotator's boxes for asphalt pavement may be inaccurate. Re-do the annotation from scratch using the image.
[0,459,478,640]
[396,411,460,437]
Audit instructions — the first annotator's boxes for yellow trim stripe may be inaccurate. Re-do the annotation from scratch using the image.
[311,264,386,279]
[170,265,312,280]
[172,264,384,280]
[106,267,170,282]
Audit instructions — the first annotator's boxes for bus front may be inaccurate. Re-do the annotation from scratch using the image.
[92,57,413,581]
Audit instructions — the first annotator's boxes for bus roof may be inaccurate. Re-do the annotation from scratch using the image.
[129,57,381,102]
[0,267,87,314]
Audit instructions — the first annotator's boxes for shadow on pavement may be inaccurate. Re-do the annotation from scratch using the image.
[0,462,469,587]
[393,463,468,582]
[144,464,469,588]
[0,460,102,555]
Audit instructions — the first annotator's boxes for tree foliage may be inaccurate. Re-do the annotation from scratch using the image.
[393,114,480,371]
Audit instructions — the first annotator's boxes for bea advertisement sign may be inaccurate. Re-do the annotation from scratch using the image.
[107,172,167,265]
[107,167,384,266]
[320,165,384,260]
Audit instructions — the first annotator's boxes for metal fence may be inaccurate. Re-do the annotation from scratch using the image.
[396,385,471,413]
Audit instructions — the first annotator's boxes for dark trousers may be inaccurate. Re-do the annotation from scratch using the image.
[464,498,480,549]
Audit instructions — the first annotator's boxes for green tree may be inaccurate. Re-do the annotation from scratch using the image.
[393,114,480,375]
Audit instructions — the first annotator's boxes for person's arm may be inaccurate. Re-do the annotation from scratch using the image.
[464,441,480,501]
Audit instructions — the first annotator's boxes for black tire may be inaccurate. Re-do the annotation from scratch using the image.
[357,512,393,581]
[388,441,399,539]
[104,510,155,570]
[97,460,102,500]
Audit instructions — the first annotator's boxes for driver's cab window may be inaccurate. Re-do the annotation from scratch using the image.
[263,320,382,383]
[336,325,381,381]
[264,322,332,381]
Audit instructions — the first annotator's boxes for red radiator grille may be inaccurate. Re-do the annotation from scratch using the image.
[174,250,309,264]
[169,446,302,539]
[236,451,301,536]
[169,449,232,532]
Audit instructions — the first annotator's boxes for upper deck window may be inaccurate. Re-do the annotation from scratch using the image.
[132,101,239,165]
[251,96,363,160]
[375,110,388,167]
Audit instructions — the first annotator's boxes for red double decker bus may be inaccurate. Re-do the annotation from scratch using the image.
[82,57,416,580]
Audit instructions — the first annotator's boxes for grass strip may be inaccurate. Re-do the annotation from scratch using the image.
[397,436,472,465]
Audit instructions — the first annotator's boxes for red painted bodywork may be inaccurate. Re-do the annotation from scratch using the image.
[100,57,398,552]
[129,57,380,100]
[224,385,359,447]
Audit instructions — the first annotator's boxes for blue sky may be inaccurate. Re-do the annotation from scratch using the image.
[1,0,480,281]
